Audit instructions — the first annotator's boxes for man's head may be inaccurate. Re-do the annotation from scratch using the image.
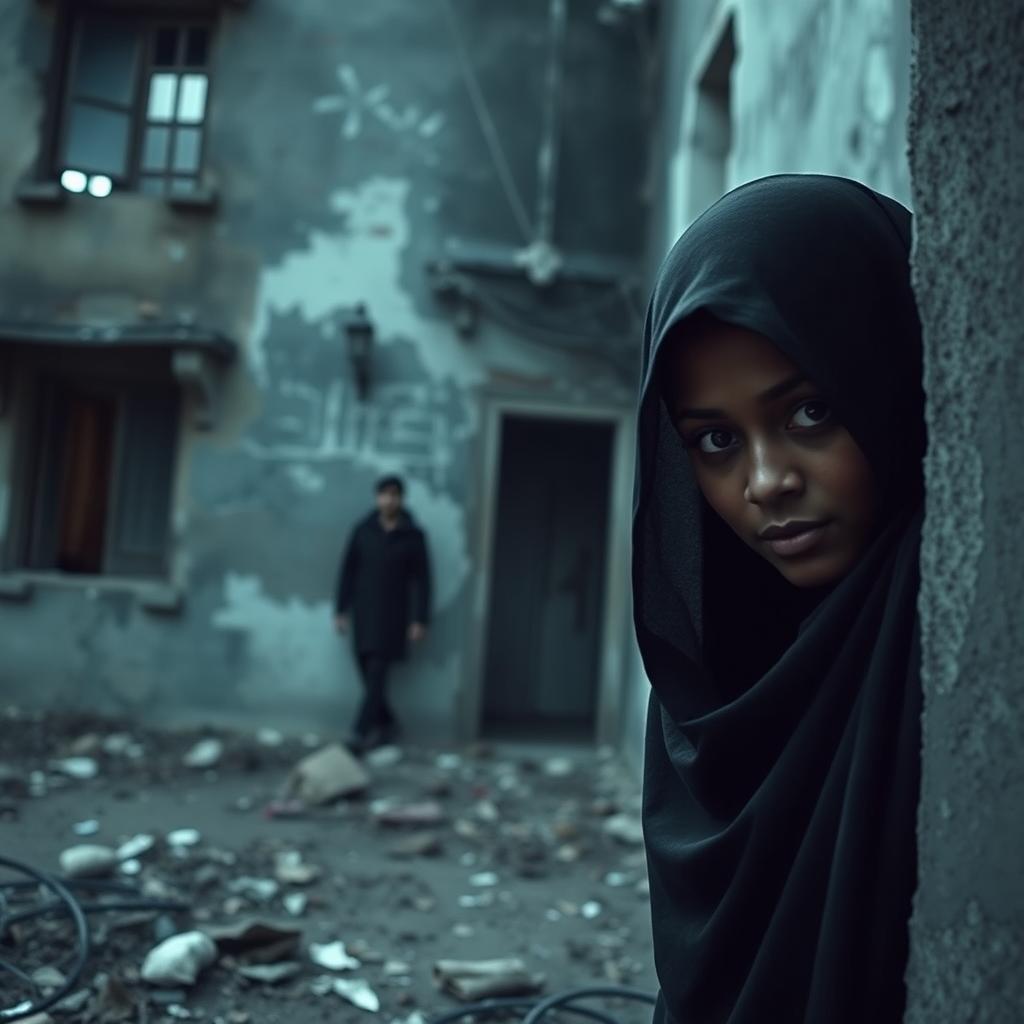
[375,475,405,519]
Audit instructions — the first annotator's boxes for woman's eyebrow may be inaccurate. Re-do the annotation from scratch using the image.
[674,373,808,420]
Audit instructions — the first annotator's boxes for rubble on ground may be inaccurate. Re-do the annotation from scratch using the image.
[0,706,654,1024]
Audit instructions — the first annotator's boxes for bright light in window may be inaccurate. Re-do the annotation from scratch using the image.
[60,169,87,193]
[87,175,113,198]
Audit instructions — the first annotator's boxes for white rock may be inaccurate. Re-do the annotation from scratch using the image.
[182,738,223,769]
[50,757,98,780]
[141,931,217,986]
[118,833,156,860]
[59,844,117,878]
[332,978,380,1012]
[166,828,201,848]
[310,940,361,971]
[364,744,402,768]
[73,819,100,836]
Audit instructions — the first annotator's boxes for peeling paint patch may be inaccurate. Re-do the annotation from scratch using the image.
[863,41,895,124]
[249,177,481,387]
[286,463,326,494]
[212,573,343,701]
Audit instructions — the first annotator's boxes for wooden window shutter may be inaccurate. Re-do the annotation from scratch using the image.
[104,390,180,577]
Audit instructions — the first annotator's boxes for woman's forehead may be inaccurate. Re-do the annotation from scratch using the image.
[661,319,803,407]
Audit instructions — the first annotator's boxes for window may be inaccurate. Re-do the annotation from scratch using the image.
[56,12,212,196]
[25,378,180,578]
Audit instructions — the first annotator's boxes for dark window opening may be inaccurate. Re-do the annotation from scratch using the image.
[55,12,213,196]
[26,379,180,578]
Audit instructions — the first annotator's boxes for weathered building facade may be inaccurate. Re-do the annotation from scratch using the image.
[0,0,652,741]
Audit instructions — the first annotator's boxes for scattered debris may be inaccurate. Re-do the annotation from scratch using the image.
[372,800,445,827]
[59,843,118,878]
[330,977,381,1012]
[287,743,370,804]
[235,961,302,984]
[226,876,280,901]
[167,828,202,849]
[274,850,321,885]
[141,931,218,986]
[72,818,100,836]
[365,745,403,769]
[283,892,308,916]
[49,756,99,780]
[433,957,546,1001]
[388,832,443,858]
[309,940,361,971]
[117,833,156,861]
[183,737,224,769]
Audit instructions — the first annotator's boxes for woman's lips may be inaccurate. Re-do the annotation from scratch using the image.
[764,522,830,557]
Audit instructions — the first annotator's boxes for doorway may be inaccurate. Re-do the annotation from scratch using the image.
[481,415,614,739]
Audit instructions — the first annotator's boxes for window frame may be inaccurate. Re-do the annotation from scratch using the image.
[50,6,215,195]
[4,350,184,585]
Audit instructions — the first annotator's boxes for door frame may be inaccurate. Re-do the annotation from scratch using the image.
[460,396,635,745]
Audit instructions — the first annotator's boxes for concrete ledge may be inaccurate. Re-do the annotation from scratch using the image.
[0,572,184,615]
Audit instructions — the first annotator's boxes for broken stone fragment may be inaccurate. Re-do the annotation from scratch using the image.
[286,743,370,804]
[205,917,302,956]
[309,940,361,971]
[49,756,99,780]
[388,832,443,858]
[59,843,118,878]
[432,958,545,1001]
[372,800,445,827]
[274,850,321,885]
[364,744,403,768]
[183,737,224,769]
[117,833,156,861]
[330,977,381,1012]
[235,961,302,985]
[141,931,218,986]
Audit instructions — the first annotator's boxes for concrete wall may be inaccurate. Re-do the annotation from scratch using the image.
[625,0,914,769]
[0,0,650,738]
[904,1,1024,1019]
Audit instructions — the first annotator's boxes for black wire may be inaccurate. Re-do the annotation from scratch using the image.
[428,996,618,1024]
[427,986,657,1024]
[522,987,657,1024]
[0,855,89,1023]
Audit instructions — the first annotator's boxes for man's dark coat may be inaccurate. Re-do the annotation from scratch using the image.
[335,510,431,660]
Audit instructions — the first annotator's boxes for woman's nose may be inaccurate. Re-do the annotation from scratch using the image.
[744,442,803,505]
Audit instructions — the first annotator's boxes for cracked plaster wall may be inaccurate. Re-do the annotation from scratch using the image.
[0,0,649,737]
[904,1,1024,1019]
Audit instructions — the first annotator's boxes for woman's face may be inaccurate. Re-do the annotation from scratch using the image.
[662,319,880,589]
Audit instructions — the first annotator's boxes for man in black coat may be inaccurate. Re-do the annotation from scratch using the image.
[334,475,431,751]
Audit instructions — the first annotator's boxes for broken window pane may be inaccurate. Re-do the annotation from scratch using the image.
[172,128,202,173]
[184,27,209,68]
[142,126,171,171]
[64,103,131,177]
[154,27,179,67]
[177,75,208,124]
[147,73,178,122]
[73,17,140,106]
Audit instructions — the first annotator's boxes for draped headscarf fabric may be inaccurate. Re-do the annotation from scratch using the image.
[633,175,925,1024]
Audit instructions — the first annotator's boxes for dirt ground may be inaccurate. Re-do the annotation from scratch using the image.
[0,707,657,1024]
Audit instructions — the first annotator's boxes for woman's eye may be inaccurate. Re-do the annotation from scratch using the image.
[790,400,831,428]
[696,429,736,454]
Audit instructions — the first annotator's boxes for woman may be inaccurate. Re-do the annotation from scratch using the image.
[633,175,924,1023]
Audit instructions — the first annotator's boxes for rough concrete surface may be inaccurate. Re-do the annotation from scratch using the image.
[905,0,1024,1019]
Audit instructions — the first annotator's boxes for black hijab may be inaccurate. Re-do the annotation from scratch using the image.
[633,175,925,1024]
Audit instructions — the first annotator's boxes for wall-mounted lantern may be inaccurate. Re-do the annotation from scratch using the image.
[345,303,375,400]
